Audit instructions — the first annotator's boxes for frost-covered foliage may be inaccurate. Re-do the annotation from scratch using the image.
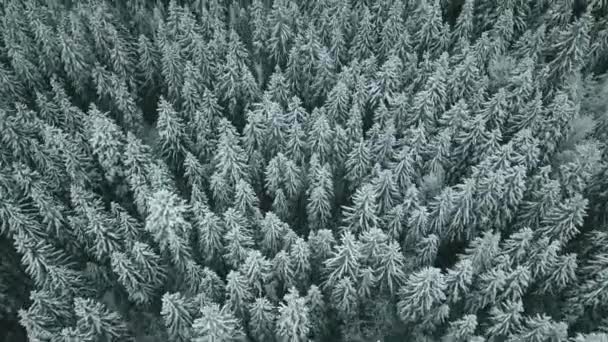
[1,0,608,341]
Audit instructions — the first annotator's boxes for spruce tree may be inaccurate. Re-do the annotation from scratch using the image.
[275,287,310,342]
[191,303,244,342]
[161,292,195,342]
[249,297,276,342]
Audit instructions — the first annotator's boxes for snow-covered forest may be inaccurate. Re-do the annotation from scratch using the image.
[2,0,608,341]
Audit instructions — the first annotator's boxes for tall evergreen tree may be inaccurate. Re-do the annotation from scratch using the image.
[275,287,310,342]
[191,303,244,342]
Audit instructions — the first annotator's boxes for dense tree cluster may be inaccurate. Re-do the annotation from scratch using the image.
[1,0,608,341]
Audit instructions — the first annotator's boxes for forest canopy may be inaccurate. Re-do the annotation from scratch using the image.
[1,0,608,341]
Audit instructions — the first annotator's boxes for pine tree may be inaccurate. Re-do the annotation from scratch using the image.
[452,0,475,44]
[191,303,244,342]
[411,0,448,56]
[70,185,123,262]
[327,2,351,64]
[260,212,290,257]
[307,112,334,164]
[243,99,271,161]
[323,232,362,290]
[341,183,380,234]
[330,276,359,321]
[446,178,476,241]
[276,287,310,342]
[289,238,311,289]
[180,61,204,117]
[225,270,254,319]
[249,297,276,342]
[272,250,295,293]
[306,157,334,230]
[486,299,524,337]
[308,229,336,276]
[349,5,376,61]
[268,0,297,65]
[305,284,328,340]
[161,292,195,342]
[111,250,155,305]
[223,208,255,269]
[85,106,126,185]
[211,119,249,207]
[443,314,478,342]
[377,241,407,295]
[508,314,568,342]
[537,194,588,245]
[313,47,337,102]
[137,34,161,89]
[427,187,455,238]
[191,89,221,161]
[466,265,508,312]
[345,139,372,191]
[160,40,185,101]
[234,179,262,222]
[145,189,193,270]
[378,1,405,58]
[415,234,440,268]
[324,81,351,125]
[239,250,272,297]
[397,267,447,324]
[547,13,591,82]
[73,297,130,342]
[156,97,187,168]
[536,253,577,295]
[371,168,400,215]
[369,119,398,166]
[250,0,269,60]
[193,208,224,266]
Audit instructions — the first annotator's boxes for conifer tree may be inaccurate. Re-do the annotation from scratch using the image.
[323,232,362,290]
[397,267,447,325]
[289,237,311,289]
[341,183,380,234]
[161,292,195,342]
[307,112,334,164]
[225,270,254,319]
[377,241,407,295]
[443,314,478,342]
[191,303,244,342]
[73,297,130,342]
[146,189,193,270]
[306,157,334,230]
[249,297,276,342]
[156,97,187,168]
[537,194,588,245]
[371,168,400,215]
[345,139,372,191]
[276,287,310,342]
[330,276,359,323]
[411,0,448,56]
[486,299,524,337]
[240,250,272,297]
[223,208,255,269]
[547,13,591,82]
[268,0,297,65]
[272,250,295,293]
[260,212,290,257]
[378,1,405,59]
[349,5,376,61]
[211,119,249,207]
[508,314,568,342]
